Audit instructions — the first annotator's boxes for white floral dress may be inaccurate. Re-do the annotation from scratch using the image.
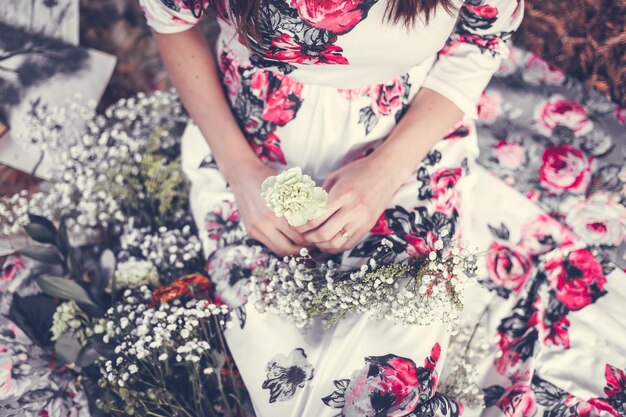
[139,1,523,416]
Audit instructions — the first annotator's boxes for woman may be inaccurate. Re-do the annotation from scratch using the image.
[140,0,523,415]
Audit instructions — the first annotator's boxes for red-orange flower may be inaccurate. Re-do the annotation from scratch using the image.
[150,273,213,307]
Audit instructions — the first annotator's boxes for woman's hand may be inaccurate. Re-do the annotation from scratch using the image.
[295,156,406,254]
[295,88,464,254]
[154,29,308,257]
[229,161,310,257]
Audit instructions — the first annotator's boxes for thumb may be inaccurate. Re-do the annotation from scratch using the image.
[322,173,339,191]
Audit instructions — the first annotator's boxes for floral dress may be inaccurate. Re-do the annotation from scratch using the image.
[139,1,523,416]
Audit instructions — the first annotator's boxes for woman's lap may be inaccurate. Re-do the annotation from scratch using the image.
[181,114,478,416]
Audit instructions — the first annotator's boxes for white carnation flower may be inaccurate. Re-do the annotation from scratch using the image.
[261,167,327,227]
[112,259,159,291]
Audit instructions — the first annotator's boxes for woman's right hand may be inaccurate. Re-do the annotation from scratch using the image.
[152,29,307,257]
[229,161,309,257]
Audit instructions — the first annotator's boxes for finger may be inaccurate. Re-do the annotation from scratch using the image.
[321,173,340,191]
[317,220,372,254]
[341,227,370,251]
[303,208,351,243]
[292,200,341,234]
[278,222,310,247]
[292,186,350,234]
[316,231,350,255]
[264,228,301,257]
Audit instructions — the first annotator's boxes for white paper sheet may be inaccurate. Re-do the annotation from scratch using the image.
[0,48,116,179]
[0,0,80,45]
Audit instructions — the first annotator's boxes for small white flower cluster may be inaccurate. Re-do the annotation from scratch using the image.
[100,287,231,389]
[250,234,478,329]
[51,300,104,345]
[51,301,84,341]
[112,259,159,291]
[118,222,204,282]
[4,90,187,238]
[21,91,184,177]
[0,190,45,237]
[439,321,490,408]
[385,237,478,328]
[249,256,319,329]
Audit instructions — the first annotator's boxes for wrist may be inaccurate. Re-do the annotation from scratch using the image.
[368,147,416,188]
[222,156,262,185]
[222,155,269,189]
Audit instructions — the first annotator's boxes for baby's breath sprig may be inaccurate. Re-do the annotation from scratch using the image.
[117,222,204,284]
[249,232,478,330]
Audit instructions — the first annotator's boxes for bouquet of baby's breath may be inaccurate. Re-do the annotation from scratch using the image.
[249,231,479,329]
[0,91,246,417]
[1,90,189,244]
[97,280,245,417]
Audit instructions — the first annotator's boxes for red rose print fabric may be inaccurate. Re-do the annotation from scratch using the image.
[344,75,412,136]
[322,343,461,417]
[483,213,612,351]
[494,382,536,417]
[485,241,532,293]
[469,170,624,417]
[477,45,625,271]
[544,248,607,311]
[478,90,503,123]
[249,0,378,70]
[291,0,375,34]
[265,33,349,65]
[218,48,304,164]
[535,96,593,137]
[0,256,26,285]
[539,144,592,194]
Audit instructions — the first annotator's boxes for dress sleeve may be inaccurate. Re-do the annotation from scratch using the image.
[422,0,524,118]
[138,0,201,34]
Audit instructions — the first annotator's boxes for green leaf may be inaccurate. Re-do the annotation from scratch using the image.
[211,350,227,371]
[76,343,101,367]
[56,217,70,257]
[54,332,83,365]
[16,245,63,264]
[90,335,116,360]
[8,294,57,347]
[56,217,82,279]
[98,249,116,290]
[24,214,57,244]
[66,250,82,282]
[28,213,57,230]
[36,275,99,309]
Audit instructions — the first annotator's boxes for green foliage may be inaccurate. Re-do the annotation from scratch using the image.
[37,275,101,311]
[16,245,63,264]
[24,213,58,244]
[105,128,189,228]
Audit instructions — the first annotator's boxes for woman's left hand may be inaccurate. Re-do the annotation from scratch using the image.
[294,156,406,254]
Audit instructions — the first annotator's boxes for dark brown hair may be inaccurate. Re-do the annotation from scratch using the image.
[185,0,456,44]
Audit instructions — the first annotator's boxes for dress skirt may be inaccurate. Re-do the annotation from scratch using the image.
[181,47,480,417]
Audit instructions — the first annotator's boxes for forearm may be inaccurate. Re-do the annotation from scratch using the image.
[153,27,261,185]
[369,87,463,184]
